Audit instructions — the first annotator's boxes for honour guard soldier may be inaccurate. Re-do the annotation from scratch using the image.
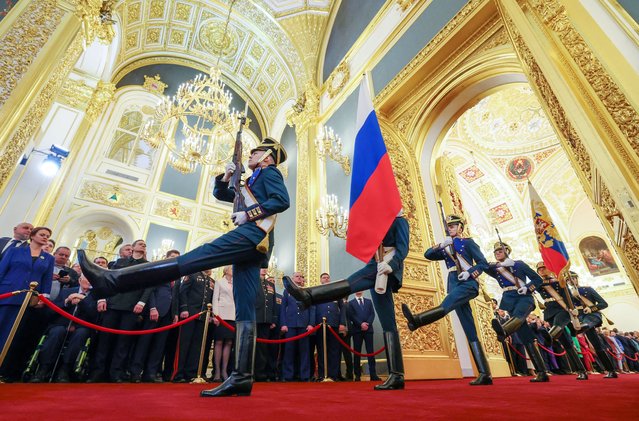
[78,137,290,397]
[568,272,617,378]
[536,262,588,380]
[484,242,548,382]
[285,214,409,390]
[402,215,492,385]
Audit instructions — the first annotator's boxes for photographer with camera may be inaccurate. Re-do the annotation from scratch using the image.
[52,247,79,301]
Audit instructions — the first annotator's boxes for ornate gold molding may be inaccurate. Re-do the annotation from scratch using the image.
[0,0,65,109]
[0,34,84,194]
[85,81,116,122]
[59,78,94,110]
[325,60,350,99]
[76,0,115,45]
[152,198,193,223]
[527,0,639,159]
[199,209,232,233]
[396,293,444,353]
[77,180,146,212]
[142,74,168,95]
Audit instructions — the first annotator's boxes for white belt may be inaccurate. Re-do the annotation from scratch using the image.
[545,298,557,303]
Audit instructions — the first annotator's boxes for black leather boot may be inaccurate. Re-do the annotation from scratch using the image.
[283,276,351,309]
[55,366,71,383]
[77,250,181,298]
[563,342,588,380]
[201,321,255,397]
[468,341,493,385]
[525,341,550,382]
[491,317,524,342]
[29,366,50,383]
[548,325,564,340]
[374,331,404,390]
[596,349,618,378]
[401,304,446,332]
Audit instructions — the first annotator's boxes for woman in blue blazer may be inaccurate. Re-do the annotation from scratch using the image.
[0,226,54,349]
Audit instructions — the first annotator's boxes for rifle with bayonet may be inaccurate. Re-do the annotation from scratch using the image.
[231,111,247,213]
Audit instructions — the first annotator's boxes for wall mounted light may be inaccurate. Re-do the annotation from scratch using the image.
[20,144,71,177]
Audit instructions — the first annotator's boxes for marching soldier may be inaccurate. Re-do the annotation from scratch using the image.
[285,213,409,390]
[484,242,548,382]
[536,262,588,380]
[568,272,617,378]
[79,137,290,397]
[402,215,492,385]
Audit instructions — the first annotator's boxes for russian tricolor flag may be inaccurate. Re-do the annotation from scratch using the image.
[529,182,570,276]
[346,78,402,262]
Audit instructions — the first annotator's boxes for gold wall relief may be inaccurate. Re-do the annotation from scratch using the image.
[59,79,95,110]
[0,0,64,109]
[152,198,193,224]
[471,300,501,356]
[0,34,85,195]
[85,81,116,122]
[77,180,146,212]
[527,0,639,160]
[325,61,350,99]
[199,209,232,233]
[396,292,445,353]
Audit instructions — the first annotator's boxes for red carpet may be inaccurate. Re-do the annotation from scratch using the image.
[1,375,637,420]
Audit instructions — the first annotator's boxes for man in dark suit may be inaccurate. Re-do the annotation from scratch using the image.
[107,244,132,269]
[314,273,346,381]
[162,255,183,381]
[30,275,97,382]
[337,296,354,381]
[255,268,277,381]
[130,249,181,382]
[51,246,79,300]
[270,289,283,381]
[173,269,214,382]
[0,222,32,261]
[280,272,315,382]
[348,291,379,381]
[87,240,153,383]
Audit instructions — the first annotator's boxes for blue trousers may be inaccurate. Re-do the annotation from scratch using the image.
[346,262,397,332]
[316,325,340,379]
[440,273,479,342]
[282,327,310,380]
[177,229,264,322]
[352,331,377,377]
[499,293,536,343]
[39,325,92,369]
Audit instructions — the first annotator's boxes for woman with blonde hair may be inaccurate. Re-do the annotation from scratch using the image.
[212,265,235,381]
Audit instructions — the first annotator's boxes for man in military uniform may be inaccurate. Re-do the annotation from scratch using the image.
[568,271,617,378]
[536,262,588,380]
[254,267,277,381]
[484,242,548,382]
[285,214,409,390]
[401,215,492,385]
[78,137,290,397]
[313,273,346,381]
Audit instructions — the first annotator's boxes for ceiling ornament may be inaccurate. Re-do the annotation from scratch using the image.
[459,165,484,183]
[488,203,513,224]
[198,18,239,58]
[505,156,533,181]
[142,74,167,95]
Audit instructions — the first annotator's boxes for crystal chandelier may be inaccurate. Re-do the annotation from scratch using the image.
[314,125,351,175]
[140,1,241,174]
[315,194,349,239]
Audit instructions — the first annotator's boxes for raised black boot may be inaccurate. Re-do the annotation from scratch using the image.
[525,341,550,382]
[596,349,618,378]
[201,321,255,397]
[374,331,404,390]
[283,276,351,309]
[401,304,446,332]
[491,317,524,342]
[77,250,181,298]
[468,341,493,385]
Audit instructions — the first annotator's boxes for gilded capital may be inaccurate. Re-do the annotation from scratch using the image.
[85,81,115,121]
[75,0,116,45]
[286,82,320,133]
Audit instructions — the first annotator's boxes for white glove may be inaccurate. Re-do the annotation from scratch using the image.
[458,271,470,281]
[583,306,592,314]
[377,261,392,275]
[440,237,453,248]
[500,258,515,268]
[517,286,528,295]
[231,211,248,226]
[225,162,236,176]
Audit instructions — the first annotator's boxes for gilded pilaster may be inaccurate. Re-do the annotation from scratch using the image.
[287,83,322,281]
[495,0,639,291]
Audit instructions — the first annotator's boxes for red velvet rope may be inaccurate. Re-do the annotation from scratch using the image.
[507,342,530,360]
[606,349,622,361]
[537,342,567,357]
[214,315,322,343]
[0,289,28,300]
[327,325,386,357]
[623,352,639,362]
[38,296,203,335]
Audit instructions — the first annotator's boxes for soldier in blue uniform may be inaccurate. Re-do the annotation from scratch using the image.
[78,137,290,397]
[313,273,346,381]
[285,215,409,390]
[536,262,588,380]
[568,271,617,378]
[401,215,492,385]
[484,242,548,382]
[280,272,315,382]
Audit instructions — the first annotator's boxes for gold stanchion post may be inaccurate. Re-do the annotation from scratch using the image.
[0,282,38,370]
[320,316,333,382]
[191,303,213,384]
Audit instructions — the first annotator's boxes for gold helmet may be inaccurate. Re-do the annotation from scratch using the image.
[493,242,511,255]
[536,261,546,270]
[251,137,287,165]
[445,214,464,228]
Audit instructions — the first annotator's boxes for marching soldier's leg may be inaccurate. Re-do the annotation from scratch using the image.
[284,276,352,310]
[584,329,618,378]
[370,288,404,390]
[556,330,588,380]
[78,231,259,298]
[201,260,260,397]
[491,317,525,343]
[457,301,492,386]
[518,324,549,382]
